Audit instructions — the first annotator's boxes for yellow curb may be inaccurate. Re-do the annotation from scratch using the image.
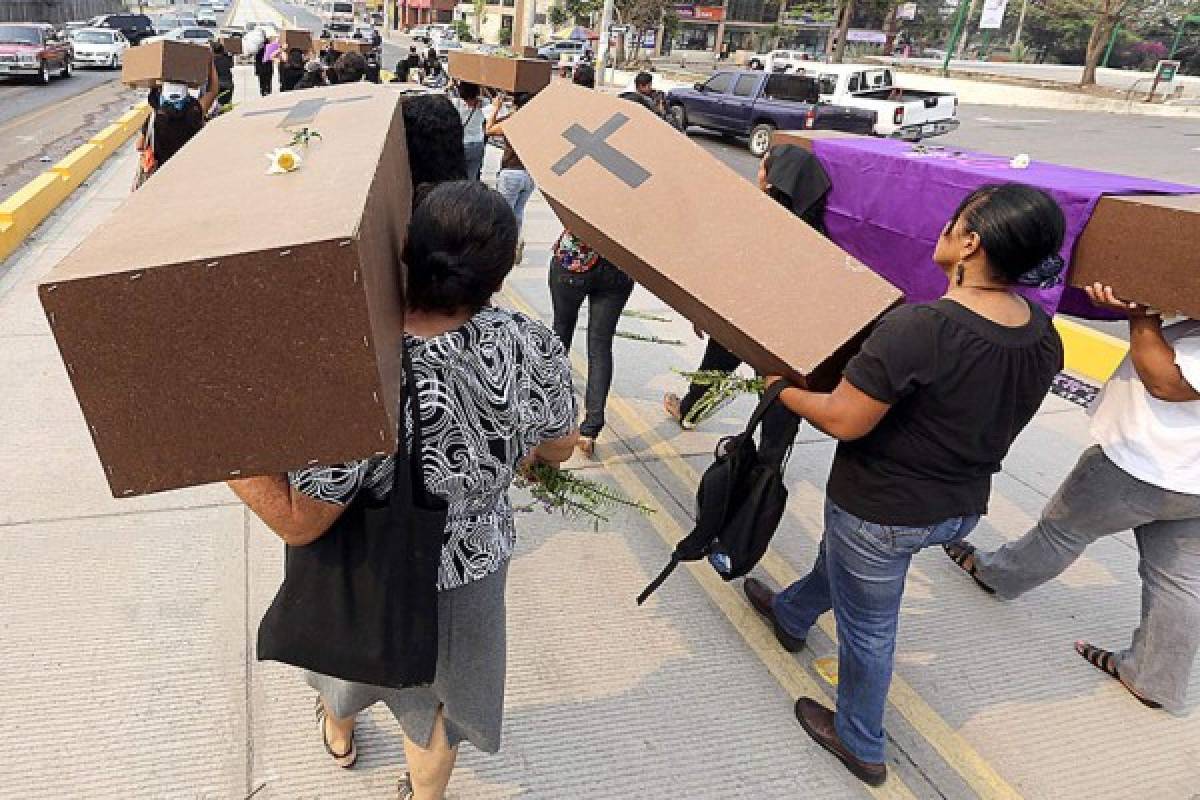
[1054,318,1128,384]
[0,104,149,265]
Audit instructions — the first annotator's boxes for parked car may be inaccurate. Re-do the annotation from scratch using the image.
[64,21,90,36]
[763,49,815,73]
[212,0,229,10]
[537,39,589,60]
[196,9,218,27]
[71,27,129,69]
[666,70,876,156]
[0,23,72,84]
[144,26,217,45]
[408,25,430,39]
[799,64,959,140]
[93,13,155,45]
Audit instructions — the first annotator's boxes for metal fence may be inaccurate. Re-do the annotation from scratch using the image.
[0,0,126,25]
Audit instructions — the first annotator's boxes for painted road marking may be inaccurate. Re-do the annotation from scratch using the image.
[503,286,1024,800]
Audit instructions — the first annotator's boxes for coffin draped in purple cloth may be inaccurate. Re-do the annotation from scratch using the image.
[811,137,1199,320]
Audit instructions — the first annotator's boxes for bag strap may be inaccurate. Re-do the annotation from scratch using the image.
[742,379,788,438]
[636,555,679,606]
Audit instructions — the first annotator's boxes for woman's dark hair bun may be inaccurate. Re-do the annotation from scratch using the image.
[950,183,1066,287]
[403,182,518,315]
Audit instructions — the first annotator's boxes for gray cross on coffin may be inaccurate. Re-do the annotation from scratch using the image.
[242,95,372,128]
[551,113,652,189]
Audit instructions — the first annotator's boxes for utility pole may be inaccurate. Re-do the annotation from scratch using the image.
[597,0,615,83]
[1013,0,1028,47]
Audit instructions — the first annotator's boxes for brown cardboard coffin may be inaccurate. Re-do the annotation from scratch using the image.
[521,46,539,59]
[280,28,314,52]
[38,83,411,497]
[332,38,374,54]
[504,83,903,389]
[447,50,552,93]
[771,128,861,152]
[220,35,244,55]
[1071,193,1200,317]
[122,40,213,88]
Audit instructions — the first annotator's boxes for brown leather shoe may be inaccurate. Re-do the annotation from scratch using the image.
[743,577,805,653]
[794,697,886,787]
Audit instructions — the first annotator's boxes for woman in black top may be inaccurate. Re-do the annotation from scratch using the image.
[743,184,1066,787]
[278,47,306,91]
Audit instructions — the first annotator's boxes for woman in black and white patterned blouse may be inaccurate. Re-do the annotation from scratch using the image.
[229,181,578,799]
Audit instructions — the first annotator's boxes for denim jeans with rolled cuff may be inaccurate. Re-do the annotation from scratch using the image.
[773,498,979,763]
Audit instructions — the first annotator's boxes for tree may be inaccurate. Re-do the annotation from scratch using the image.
[564,0,603,23]
[831,0,856,61]
[548,3,569,27]
[472,0,487,40]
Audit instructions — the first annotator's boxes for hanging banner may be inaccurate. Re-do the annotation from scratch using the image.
[897,2,917,20]
[979,0,1009,29]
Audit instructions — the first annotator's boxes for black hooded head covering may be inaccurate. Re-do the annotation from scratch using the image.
[764,144,832,231]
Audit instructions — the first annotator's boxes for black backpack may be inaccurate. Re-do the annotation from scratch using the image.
[637,382,791,605]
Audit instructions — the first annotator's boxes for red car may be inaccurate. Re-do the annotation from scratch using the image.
[0,23,73,85]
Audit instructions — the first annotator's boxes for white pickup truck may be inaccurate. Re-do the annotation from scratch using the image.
[794,64,959,140]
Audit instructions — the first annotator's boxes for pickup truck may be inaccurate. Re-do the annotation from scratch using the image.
[666,70,876,157]
[799,64,959,140]
[0,23,72,85]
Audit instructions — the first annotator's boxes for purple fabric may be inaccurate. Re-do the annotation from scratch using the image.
[812,137,1198,319]
[264,41,281,61]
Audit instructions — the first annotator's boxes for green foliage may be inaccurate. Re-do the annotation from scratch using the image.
[515,463,655,529]
[498,26,513,45]
[452,19,474,41]
[548,3,569,27]
[564,0,603,22]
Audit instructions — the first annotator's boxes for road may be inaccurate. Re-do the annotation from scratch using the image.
[893,57,1200,99]
[240,0,413,73]
[692,102,1200,185]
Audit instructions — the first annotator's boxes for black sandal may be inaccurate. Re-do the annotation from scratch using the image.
[315,695,358,768]
[1075,641,1162,710]
[943,541,996,594]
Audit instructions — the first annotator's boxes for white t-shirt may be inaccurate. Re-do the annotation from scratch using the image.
[1090,319,1200,495]
[452,97,487,144]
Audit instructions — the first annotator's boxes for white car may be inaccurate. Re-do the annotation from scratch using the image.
[196,10,218,27]
[144,26,216,45]
[212,0,228,9]
[70,27,129,68]
[763,49,812,73]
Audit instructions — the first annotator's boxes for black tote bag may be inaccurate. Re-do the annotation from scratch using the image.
[257,351,448,688]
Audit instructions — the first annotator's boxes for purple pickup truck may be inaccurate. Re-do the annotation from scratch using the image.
[666,69,876,157]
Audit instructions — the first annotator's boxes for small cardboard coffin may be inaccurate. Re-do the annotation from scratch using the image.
[280,28,314,52]
[447,50,552,93]
[1071,193,1200,318]
[504,83,902,389]
[122,40,213,88]
[39,83,411,497]
[333,38,373,54]
[220,35,244,55]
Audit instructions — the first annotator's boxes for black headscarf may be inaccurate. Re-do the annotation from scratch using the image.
[765,144,832,231]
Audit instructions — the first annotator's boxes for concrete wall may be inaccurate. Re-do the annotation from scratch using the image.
[0,0,124,25]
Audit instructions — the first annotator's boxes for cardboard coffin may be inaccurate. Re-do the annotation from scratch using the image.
[1071,193,1200,317]
[39,83,411,497]
[447,50,552,93]
[122,40,213,88]
[220,35,244,55]
[774,129,1200,318]
[332,38,374,54]
[504,83,903,389]
[280,28,314,52]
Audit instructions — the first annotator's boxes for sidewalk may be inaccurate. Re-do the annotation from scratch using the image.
[0,78,1198,799]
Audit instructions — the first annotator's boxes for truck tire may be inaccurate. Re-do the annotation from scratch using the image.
[60,57,72,79]
[748,122,775,157]
[668,104,688,132]
[36,63,50,85]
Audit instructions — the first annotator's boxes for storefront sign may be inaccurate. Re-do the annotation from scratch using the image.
[896,2,917,20]
[979,0,1009,29]
[674,4,724,21]
[846,29,886,43]
[642,28,657,48]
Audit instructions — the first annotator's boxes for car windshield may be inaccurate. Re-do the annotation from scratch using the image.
[185,29,213,38]
[76,31,113,43]
[0,24,41,44]
[333,2,353,11]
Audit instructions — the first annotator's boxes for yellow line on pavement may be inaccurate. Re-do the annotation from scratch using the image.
[1054,318,1127,384]
[502,287,1022,800]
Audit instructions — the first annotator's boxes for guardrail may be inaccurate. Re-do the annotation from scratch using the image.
[0,104,149,265]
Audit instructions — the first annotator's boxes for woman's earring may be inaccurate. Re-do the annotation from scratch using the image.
[954,262,965,287]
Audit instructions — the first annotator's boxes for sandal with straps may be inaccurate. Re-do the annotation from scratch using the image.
[315,695,358,768]
[1075,641,1162,710]
[398,773,415,800]
[943,541,996,595]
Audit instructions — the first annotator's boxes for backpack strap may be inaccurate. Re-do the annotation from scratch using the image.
[741,379,788,437]
[636,555,679,606]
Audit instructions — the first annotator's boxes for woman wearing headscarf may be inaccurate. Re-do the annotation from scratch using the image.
[663,144,829,465]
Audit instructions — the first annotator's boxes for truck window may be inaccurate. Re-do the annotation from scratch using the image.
[733,74,758,97]
[865,69,891,88]
[848,73,861,92]
[764,73,818,103]
[704,73,734,93]
[817,73,837,94]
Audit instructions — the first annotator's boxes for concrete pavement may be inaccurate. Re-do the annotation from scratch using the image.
[1,70,1198,799]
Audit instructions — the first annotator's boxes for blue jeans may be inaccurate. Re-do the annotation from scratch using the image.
[496,168,535,229]
[774,499,979,763]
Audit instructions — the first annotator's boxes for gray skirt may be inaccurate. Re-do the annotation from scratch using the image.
[306,561,508,754]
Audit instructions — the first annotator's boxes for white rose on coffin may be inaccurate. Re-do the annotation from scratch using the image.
[1010,153,1031,169]
[266,147,302,175]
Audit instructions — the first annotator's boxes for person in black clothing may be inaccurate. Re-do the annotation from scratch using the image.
[397,45,421,81]
[278,47,306,92]
[619,71,665,116]
[744,184,1067,787]
[424,47,441,78]
[254,34,276,96]
[134,67,219,189]
[211,42,235,109]
[664,144,829,468]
